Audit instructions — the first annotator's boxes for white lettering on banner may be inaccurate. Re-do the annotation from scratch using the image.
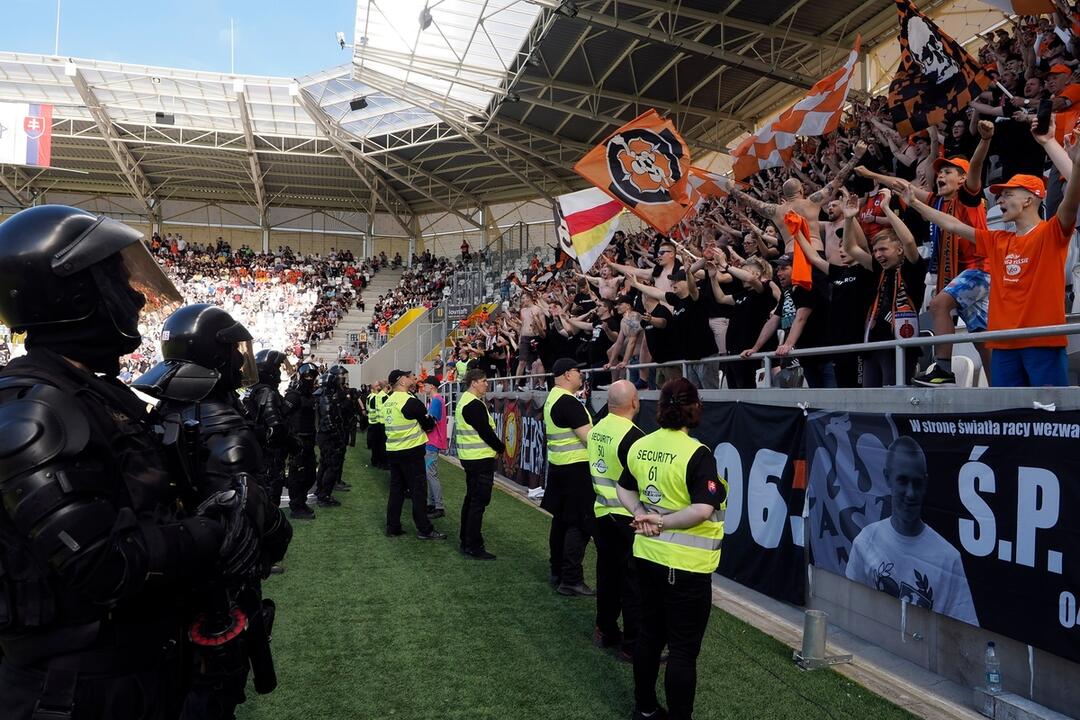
[714,443,743,536]
[958,448,997,557]
[747,449,788,549]
[906,418,1076,438]
[713,442,799,550]
[1016,467,1060,570]
[956,451,1064,575]
[1061,591,1077,629]
[518,414,546,476]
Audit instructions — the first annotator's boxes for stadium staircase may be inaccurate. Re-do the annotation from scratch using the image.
[312,268,402,366]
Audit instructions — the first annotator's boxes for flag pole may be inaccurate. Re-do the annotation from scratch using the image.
[994,81,1014,100]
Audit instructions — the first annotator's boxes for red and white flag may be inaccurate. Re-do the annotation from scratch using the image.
[553,187,625,272]
[732,37,860,181]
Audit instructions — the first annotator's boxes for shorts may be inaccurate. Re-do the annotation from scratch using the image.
[943,268,990,332]
[519,336,540,365]
[991,347,1068,387]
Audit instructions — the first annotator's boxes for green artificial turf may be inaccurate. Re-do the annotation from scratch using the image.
[238,450,916,720]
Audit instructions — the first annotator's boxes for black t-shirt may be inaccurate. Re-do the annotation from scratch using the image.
[826,263,875,345]
[772,284,824,348]
[618,443,727,508]
[573,291,597,315]
[550,393,590,430]
[664,290,718,360]
[868,256,929,342]
[642,302,676,363]
[616,426,646,487]
[727,280,779,353]
[589,315,619,367]
[992,117,1047,180]
[696,276,730,320]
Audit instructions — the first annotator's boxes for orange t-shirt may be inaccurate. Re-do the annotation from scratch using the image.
[975,218,1071,350]
[928,189,988,277]
[1054,83,1080,145]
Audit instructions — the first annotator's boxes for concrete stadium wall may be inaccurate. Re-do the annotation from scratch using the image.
[583,386,1080,717]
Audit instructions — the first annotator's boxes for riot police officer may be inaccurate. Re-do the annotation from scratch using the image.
[244,350,297,507]
[135,303,293,720]
[329,365,354,492]
[0,206,242,719]
[283,362,319,519]
[313,368,347,506]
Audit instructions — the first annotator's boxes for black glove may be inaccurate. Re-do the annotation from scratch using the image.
[197,475,260,579]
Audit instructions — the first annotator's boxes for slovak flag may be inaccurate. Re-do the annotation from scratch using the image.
[0,102,53,167]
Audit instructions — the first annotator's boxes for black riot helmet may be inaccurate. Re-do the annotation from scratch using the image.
[156,303,258,385]
[0,205,182,371]
[296,362,319,390]
[255,349,287,384]
[329,364,349,389]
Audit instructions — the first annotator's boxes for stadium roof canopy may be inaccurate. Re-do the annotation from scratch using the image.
[0,0,948,231]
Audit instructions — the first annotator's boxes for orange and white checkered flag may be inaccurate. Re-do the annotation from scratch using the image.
[732,37,860,181]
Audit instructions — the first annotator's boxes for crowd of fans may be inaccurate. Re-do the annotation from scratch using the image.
[115,236,380,381]
[435,12,1080,390]
[365,251,469,341]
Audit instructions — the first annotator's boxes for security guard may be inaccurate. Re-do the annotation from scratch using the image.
[618,378,726,720]
[542,357,594,596]
[587,379,644,660]
[384,369,445,539]
[454,368,505,559]
[366,380,388,469]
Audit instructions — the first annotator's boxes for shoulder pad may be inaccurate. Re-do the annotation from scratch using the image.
[191,400,250,435]
[0,383,91,478]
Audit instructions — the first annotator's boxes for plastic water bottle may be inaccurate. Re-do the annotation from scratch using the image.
[985,641,1002,694]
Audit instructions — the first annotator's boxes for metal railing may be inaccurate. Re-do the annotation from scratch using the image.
[473,321,1080,390]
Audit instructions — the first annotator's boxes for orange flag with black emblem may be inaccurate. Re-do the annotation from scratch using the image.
[574,109,693,235]
[889,0,993,137]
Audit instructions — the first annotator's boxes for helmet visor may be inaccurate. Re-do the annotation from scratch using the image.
[119,241,183,315]
[235,339,259,388]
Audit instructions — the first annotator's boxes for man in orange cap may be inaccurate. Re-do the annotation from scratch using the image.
[860,121,995,386]
[902,136,1079,386]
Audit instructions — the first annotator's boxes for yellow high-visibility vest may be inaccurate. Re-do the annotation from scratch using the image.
[626,428,725,574]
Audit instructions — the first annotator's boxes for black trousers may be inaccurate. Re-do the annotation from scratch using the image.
[543,463,594,586]
[633,559,713,720]
[286,435,316,511]
[367,424,387,467]
[315,433,345,499]
[0,655,184,720]
[264,447,288,508]
[594,513,640,649]
[386,450,433,534]
[460,458,495,551]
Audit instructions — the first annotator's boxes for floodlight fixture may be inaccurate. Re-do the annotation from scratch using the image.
[556,2,578,18]
[349,96,369,111]
[337,31,347,49]
[155,111,175,125]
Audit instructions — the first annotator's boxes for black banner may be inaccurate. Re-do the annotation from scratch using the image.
[636,400,806,605]
[807,409,1080,663]
[487,394,547,489]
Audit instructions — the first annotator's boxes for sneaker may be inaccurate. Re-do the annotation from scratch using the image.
[913,364,956,387]
[427,508,445,519]
[289,506,316,520]
[316,496,341,507]
[417,529,447,540]
[463,548,496,560]
[556,582,596,597]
